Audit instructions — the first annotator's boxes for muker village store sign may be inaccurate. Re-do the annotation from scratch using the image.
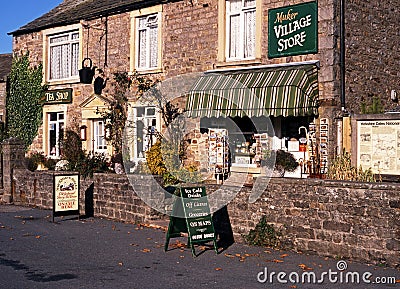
[268,1,318,58]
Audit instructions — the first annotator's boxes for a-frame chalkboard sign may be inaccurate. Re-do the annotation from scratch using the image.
[164,186,218,256]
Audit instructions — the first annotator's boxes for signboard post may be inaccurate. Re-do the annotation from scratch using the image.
[268,1,318,58]
[53,174,80,222]
[165,186,218,257]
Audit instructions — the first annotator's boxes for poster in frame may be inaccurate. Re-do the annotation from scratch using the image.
[53,174,80,222]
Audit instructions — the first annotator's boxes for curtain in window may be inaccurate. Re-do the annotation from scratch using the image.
[244,10,256,58]
[137,15,158,69]
[138,18,147,68]
[149,26,158,68]
[49,32,79,80]
[229,14,240,58]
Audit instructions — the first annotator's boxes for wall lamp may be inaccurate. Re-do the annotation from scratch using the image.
[80,125,87,141]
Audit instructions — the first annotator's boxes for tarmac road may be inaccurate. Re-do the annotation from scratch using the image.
[0,204,399,289]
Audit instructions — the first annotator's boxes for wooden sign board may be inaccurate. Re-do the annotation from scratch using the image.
[53,174,80,222]
[165,186,217,256]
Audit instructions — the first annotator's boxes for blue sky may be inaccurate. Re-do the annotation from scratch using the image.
[1,0,63,54]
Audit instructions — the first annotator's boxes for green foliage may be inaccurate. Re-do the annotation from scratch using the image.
[97,72,132,154]
[6,52,46,149]
[264,149,299,175]
[327,151,377,182]
[244,216,282,248]
[360,96,384,114]
[59,129,109,179]
[25,152,59,171]
[60,130,86,169]
[25,152,46,171]
[145,139,201,186]
[75,152,110,179]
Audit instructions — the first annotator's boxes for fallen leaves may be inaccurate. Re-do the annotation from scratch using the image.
[298,264,313,271]
[224,253,259,262]
[137,223,168,231]
[141,248,151,253]
[215,267,222,271]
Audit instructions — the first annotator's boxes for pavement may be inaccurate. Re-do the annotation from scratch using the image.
[0,204,399,289]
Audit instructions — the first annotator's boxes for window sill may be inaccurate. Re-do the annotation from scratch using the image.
[46,78,80,86]
[214,58,262,69]
[133,68,163,75]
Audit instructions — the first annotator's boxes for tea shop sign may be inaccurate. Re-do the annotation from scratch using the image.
[43,88,73,104]
[268,1,318,58]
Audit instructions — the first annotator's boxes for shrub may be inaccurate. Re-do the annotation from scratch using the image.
[25,152,46,171]
[75,152,110,179]
[327,151,377,182]
[60,130,86,170]
[244,216,282,248]
[264,149,299,176]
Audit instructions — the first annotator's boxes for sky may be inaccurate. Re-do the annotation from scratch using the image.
[0,0,63,54]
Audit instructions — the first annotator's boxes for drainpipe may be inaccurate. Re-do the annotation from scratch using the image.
[340,0,346,113]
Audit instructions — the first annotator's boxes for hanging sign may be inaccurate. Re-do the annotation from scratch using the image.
[268,1,318,58]
[164,186,217,256]
[53,174,80,221]
[42,88,73,105]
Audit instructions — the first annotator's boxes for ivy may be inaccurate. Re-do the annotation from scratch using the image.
[6,52,46,150]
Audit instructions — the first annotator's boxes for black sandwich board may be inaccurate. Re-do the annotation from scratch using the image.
[164,186,218,256]
[53,174,80,222]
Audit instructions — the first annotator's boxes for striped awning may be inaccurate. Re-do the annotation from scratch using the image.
[185,63,319,118]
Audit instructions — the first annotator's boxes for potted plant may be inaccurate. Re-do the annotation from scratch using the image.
[263,149,299,177]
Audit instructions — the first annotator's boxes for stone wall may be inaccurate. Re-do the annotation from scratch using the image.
[9,169,400,267]
[345,0,400,113]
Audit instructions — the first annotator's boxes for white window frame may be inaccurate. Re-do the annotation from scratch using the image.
[43,24,82,83]
[130,5,162,73]
[48,112,65,157]
[92,120,108,153]
[132,106,158,161]
[136,14,159,70]
[226,0,256,61]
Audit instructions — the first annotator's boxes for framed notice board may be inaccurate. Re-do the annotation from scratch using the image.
[165,186,218,256]
[53,174,80,222]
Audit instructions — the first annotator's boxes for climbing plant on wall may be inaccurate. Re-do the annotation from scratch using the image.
[6,52,46,150]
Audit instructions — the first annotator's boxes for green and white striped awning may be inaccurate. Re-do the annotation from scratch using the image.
[185,63,319,118]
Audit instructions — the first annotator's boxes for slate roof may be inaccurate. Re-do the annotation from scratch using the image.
[0,54,12,82]
[9,0,167,36]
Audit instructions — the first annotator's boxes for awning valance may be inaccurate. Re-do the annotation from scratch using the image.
[185,63,319,118]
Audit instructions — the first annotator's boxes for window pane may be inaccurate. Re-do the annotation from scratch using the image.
[229,0,242,12]
[48,30,79,80]
[71,32,79,40]
[136,14,159,69]
[50,35,69,44]
[244,0,256,7]
[229,14,240,58]
[136,107,145,117]
[146,107,156,116]
[138,30,147,68]
[71,43,79,76]
[149,26,158,68]
[244,10,256,58]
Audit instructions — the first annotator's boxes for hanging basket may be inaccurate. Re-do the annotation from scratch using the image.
[79,58,96,84]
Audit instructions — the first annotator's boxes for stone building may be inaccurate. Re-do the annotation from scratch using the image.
[8,0,400,177]
[0,53,12,124]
